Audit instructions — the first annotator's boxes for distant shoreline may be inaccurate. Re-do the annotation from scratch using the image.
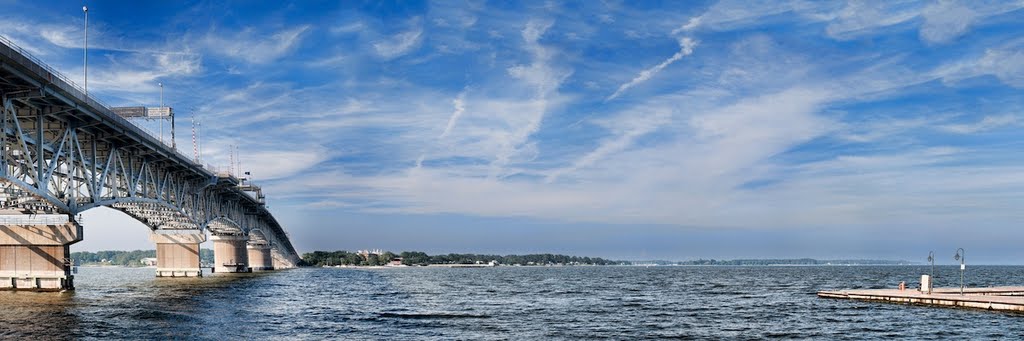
[634,259,916,266]
[315,262,930,269]
[302,250,623,267]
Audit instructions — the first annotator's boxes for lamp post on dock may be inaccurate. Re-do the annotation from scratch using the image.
[954,248,965,295]
[927,251,934,279]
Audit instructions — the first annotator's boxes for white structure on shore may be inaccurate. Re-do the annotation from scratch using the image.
[357,249,385,259]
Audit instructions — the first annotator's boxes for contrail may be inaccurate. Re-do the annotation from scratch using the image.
[607,37,698,101]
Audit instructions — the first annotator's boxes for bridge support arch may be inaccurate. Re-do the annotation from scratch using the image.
[211,234,250,273]
[150,231,205,277]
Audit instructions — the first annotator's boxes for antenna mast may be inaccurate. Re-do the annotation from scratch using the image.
[191,111,198,162]
[197,119,203,164]
[236,147,242,180]
[171,109,176,150]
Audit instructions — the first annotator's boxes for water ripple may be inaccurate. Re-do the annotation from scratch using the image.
[0,266,1021,339]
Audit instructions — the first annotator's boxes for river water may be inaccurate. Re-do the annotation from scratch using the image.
[0,265,1022,339]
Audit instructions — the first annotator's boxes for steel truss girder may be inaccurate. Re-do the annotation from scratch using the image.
[0,88,297,263]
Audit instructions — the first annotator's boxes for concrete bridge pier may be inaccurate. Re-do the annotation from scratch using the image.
[150,232,205,277]
[212,235,250,273]
[0,222,82,291]
[271,248,297,269]
[247,243,274,271]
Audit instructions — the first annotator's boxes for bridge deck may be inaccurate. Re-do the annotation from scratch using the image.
[0,35,211,177]
[818,286,1024,313]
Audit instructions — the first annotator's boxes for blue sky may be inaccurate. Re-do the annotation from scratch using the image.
[3,1,1024,263]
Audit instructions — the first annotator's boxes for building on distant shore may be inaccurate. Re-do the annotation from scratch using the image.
[140,258,157,266]
[387,257,404,266]
[357,249,384,260]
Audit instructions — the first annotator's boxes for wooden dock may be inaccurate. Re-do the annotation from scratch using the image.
[818,286,1024,313]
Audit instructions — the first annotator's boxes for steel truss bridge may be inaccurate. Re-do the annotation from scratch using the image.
[0,35,300,289]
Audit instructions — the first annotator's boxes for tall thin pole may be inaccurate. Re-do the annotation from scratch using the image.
[927,251,934,280]
[191,112,198,162]
[83,6,88,98]
[159,83,164,145]
[197,119,203,163]
[960,249,965,295]
[955,248,965,295]
[236,147,242,180]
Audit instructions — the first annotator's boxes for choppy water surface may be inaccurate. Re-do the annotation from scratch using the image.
[1,265,1023,339]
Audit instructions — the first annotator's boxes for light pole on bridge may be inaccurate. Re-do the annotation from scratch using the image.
[83,5,88,98]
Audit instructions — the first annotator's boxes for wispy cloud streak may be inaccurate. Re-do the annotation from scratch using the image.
[439,92,466,139]
[607,37,697,101]
[373,28,423,59]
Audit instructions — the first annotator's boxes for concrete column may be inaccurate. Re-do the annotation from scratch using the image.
[150,232,205,277]
[0,222,82,291]
[247,244,273,271]
[212,234,250,273]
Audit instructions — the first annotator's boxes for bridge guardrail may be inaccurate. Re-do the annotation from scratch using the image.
[0,214,68,224]
[0,35,114,111]
[0,35,211,177]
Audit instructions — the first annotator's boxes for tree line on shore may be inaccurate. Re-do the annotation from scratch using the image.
[301,250,625,266]
[301,250,399,266]
[643,258,912,266]
[71,249,214,266]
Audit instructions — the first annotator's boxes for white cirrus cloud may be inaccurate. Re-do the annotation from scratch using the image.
[919,0,976,44]
[439,92,467,139]
[203,25,310,64]
[373,28,423,59]
[939,114,1018,134]
[607,37,698,101]
[933,39,1024,88]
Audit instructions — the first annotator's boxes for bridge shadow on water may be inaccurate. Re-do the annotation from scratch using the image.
[0,267,285,339]
[0,290,80,339]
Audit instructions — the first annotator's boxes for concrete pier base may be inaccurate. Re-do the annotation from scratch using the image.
[150,232,205,277]
[271,248,297,269]
[247,244,273,271]
[212,234,250,273]
[0,222,81,291]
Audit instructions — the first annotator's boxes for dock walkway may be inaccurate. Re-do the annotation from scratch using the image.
[818,286,1024,312]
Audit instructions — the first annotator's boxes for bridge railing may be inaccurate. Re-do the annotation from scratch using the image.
[0,214,68,225]
[122,117,175,150]
[0,35,114,116]
[0,35,209,176]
